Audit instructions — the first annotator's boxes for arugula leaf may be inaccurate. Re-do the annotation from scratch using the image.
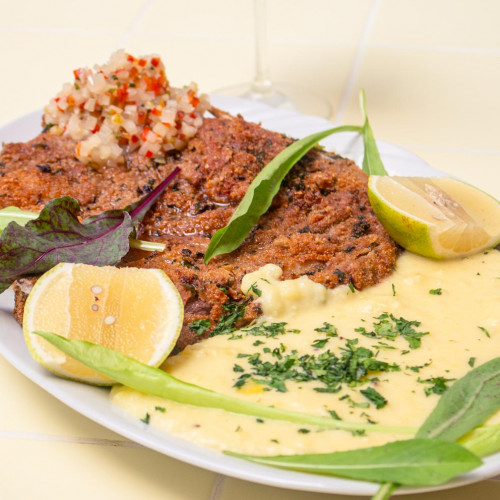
[0,167,179,293]
[359,89,388,176]
[34,331,414,436]
[227,439,480,486]
[204,124,362,263]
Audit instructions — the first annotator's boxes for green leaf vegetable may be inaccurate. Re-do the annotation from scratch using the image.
[373,357,500,498]
[205,89,389,263]
[459,423,500,457]
[204,124,362,263]
[0,167,178,293]
[359,89,388,177]
[227,439,480,486]
[232,357,500,494]
[416,357,500,441]
[33,331,413,436]
[33,332,500,494]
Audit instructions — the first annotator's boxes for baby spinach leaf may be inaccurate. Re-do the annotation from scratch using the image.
[359,89,388,177]
[227,439,481,486]
[0,167,179,293]
[33,331,414,436]
[416,357,500,442]
[204,125,362,263]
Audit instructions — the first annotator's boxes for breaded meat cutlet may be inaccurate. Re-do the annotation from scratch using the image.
[0,109,400,351]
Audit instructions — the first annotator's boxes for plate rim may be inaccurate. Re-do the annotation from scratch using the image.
[0,96,499,496]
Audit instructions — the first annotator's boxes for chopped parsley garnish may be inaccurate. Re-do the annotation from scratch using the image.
[478,326,491,338]
[140,413,151,424]
[429,288,442,295]
[188,318,211,336]
[348,282,356,293]
[210,301,246,337]
[314,322,338,337]
[233,364,245,373]
[407,360,432,373]
[418,376,455,396]
[154,406,166,413]
[233,337,399,394]
[311,338,329,349]
[248,283,262,297]
[356,313,428,349]
[242,322,299,338]
[328,409,341,420]
[233,373,251,388]
[360,387,388,409]
[351,429,366,437]
[468,357,476,367]
[298,428,310,434]
[391,283,396,296]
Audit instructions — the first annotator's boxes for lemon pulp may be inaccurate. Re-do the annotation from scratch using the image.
[23,263,183,385]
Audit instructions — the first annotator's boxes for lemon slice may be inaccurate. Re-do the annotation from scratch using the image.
[23,263,183,385]
[368,176,500,259]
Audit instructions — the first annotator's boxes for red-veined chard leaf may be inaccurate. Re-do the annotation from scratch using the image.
[0,207,166,253]
[0,167,179,293]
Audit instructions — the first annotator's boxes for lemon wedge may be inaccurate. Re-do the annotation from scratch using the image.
[23,263,183,385]
[368,176,500,259]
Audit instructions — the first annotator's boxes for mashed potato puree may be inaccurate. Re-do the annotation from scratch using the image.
[111,250,500,455]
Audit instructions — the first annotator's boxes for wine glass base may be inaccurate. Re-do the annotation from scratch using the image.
[212,82,332,119]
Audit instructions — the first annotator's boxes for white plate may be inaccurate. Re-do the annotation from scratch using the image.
[1,96,499,496]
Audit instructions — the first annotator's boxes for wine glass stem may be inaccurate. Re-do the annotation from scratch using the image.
[251,0,273,95]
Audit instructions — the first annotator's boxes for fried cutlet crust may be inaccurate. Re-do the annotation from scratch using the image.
[1,112,400,351]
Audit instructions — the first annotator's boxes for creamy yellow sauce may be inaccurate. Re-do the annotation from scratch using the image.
[111,250,500,455]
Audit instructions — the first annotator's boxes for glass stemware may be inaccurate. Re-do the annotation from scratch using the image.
[214,0,332,118]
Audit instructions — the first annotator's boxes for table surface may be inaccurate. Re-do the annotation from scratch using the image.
[1,1,499,499]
